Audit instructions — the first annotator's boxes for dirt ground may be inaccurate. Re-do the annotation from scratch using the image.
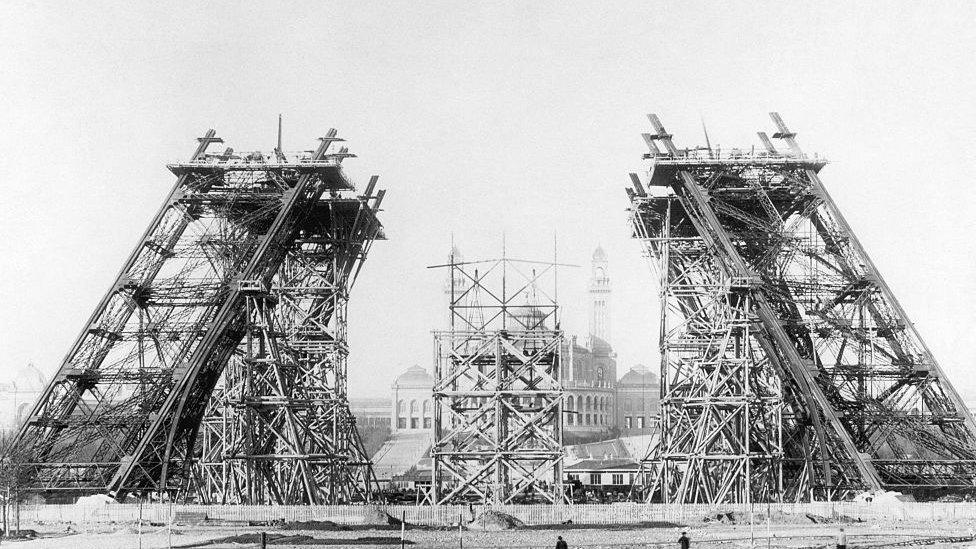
[4,517,976,549]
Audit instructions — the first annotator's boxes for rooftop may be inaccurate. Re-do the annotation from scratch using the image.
[618,364,658,386]
[393,365,434,388]
[565,458,639,472]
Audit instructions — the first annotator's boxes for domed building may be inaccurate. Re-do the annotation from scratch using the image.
[391,365,434,432]
[615,364,659,435]
[369,365,436,487]
[0,362,48,431]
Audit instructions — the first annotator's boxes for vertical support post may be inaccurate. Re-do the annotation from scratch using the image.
[138,499,143,549]
[430,254,567,505]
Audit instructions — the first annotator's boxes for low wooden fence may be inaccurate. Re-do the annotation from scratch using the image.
[13,501,976,526]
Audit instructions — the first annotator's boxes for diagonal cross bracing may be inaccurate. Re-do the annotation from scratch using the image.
[12,132,385,503]
[192,195,384,504]
[629,114,976,502]
[429,256,568,504]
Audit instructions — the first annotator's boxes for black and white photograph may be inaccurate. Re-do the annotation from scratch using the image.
[1,2,976,548]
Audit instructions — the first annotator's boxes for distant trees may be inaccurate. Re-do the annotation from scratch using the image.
[0,427,33,536]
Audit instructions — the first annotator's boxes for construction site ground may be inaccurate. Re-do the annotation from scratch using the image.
[5,514,976,549]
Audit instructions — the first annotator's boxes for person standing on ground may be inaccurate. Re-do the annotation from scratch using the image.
[678,531,690,549]
[836,527,848,549]
[556,535,568,549]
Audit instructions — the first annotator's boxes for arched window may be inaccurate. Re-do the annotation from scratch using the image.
[397,399,406,429]
[422,400,431,428]
[410,399,418,416]
[410,400,419,429]
[576,395,583,412]
[398,399,405,414]
[566,397,574,411]
[585,396,591,411]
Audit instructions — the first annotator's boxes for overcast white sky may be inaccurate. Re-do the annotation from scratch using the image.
[1,1,975,401]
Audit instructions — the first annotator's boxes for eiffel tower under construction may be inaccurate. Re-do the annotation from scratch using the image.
[12,129,384,503]
[628,113,976,503]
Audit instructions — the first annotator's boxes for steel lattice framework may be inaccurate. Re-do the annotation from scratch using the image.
[13,130,384,503]
[430,254,567,504]
[629,113,976,503]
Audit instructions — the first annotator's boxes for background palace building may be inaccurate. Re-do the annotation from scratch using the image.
[353,247,662,489]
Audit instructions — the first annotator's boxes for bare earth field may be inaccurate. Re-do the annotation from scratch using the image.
[4,517,976,549]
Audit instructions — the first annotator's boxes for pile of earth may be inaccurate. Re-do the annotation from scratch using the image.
[469,510,526,531]
[804,512,861,524]
[3,529,38,539]
[364,507,396,525]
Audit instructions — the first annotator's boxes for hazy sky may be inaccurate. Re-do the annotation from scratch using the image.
[2,2,976,401]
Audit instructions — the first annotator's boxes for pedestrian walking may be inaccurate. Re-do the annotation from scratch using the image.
[836,527,847,549]
[678,531,690,549]
[555,535,568,549]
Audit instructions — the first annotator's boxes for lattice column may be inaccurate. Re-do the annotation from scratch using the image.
[628,113,976,502]
[11,130,385,502]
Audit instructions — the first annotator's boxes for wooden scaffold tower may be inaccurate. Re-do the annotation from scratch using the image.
[429,251,570,504]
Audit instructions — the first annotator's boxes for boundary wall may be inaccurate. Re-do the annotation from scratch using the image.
[12,502,976,526]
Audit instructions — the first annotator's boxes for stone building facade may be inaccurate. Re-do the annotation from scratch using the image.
[614,364,659,436]
[391,365,434,432]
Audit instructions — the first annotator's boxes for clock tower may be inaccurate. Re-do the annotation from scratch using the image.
[588,245,611,350]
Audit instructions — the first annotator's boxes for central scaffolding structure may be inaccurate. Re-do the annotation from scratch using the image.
[430,252,567,504]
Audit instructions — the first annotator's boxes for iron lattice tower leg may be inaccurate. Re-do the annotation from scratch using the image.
[11,131,385,502]
[628,113,976,503]
[430,254,567,505]
[193,193,384,504]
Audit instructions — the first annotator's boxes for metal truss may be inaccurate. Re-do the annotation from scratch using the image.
[629,113,976,502]
[192,192,384,504]
[430,254,568,504]
[12,131,385,502]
